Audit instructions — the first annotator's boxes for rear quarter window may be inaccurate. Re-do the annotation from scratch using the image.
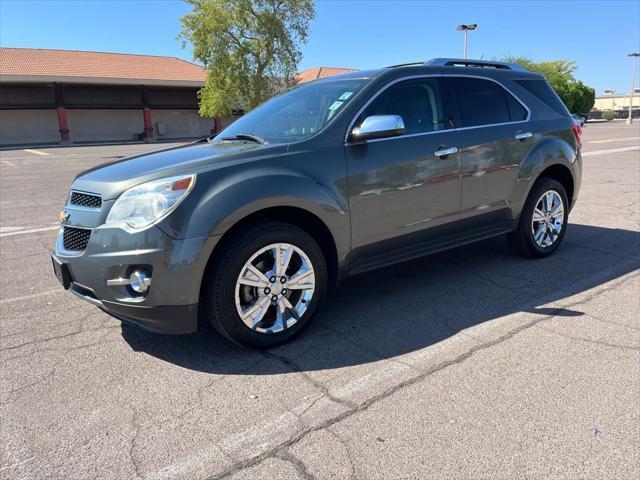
[514,79,570,117]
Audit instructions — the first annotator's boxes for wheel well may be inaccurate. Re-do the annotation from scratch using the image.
[202,206,339,293]
[538,164,574,203]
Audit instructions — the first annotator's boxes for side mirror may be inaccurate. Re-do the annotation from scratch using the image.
[350,115,405,142]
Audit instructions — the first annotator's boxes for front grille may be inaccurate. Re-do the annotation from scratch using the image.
[69,191,102,209]
[63,227,92,251]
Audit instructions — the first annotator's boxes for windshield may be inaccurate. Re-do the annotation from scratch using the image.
[213,78,369,144]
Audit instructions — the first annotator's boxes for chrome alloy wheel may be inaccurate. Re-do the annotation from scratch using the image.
[235,243,315,334]
[531,190,565,248]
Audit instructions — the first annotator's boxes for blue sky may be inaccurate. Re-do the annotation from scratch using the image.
[1,0,638,94]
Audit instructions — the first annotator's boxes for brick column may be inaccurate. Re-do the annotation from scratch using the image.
[143,108,154,140]
[54,84,70,143]
[214,117,222,134]
[56,107,70,143]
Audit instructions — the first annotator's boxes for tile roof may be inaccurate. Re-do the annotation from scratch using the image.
[297,66,358,83]
[0,47,206,85]
[0,48,358,88]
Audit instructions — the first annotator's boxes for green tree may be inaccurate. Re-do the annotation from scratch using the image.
[180,0,315,118]
[501,56,595,115]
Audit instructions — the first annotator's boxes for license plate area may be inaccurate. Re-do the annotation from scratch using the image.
[51,255,71,290]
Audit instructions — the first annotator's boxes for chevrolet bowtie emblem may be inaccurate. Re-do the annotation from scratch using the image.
[59,210,70,223]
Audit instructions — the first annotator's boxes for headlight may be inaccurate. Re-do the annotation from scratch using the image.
[106,174,196,229]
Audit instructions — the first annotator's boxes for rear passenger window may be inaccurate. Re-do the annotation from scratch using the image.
[451,77,525,127]
[357,78,451,135]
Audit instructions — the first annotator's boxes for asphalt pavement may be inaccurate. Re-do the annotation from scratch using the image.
[1,121,639,479]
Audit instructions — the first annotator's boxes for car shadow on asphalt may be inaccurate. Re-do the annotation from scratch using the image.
[121,223,640,374]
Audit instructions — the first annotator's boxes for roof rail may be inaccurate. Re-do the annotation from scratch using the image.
[385,61,428,69]
[425,58,527,71]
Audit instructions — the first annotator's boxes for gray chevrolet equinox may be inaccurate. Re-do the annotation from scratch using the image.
[52,58,582,348]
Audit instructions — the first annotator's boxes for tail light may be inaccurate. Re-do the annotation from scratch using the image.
[571,123,582,149]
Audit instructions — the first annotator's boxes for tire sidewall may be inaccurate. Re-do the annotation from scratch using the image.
[209,224,327,349]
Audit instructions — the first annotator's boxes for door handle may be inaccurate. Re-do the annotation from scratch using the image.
[434,146,458,157]
[514,132,533,141]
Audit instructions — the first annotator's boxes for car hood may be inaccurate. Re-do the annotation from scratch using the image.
[71,141,287,200]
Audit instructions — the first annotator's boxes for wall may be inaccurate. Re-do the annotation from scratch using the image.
[152,109,213,140]
[0,109,60,146]
[67,109,144,143]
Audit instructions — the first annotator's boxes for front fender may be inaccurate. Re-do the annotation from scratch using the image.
[158,167,350,263]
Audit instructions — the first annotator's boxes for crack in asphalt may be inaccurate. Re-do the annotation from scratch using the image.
[291,393,329,423]
[535,324,640,352]
[208,271,640,479]
[274,449,317,480]
[126,403,144,480]
[151,358,274,433]
[585,312,640,332]
[0,367,57,396]
[0,313,115,353]
[317,323,421,373]
[0,331,120,396]
[325,428,358,480]
[0,329,119,367]
[260,351,359,411]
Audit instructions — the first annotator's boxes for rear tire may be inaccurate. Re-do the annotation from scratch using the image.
[203,222,327,349]
[508,177,569,258]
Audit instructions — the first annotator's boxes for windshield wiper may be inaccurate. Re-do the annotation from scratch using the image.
[220,133,268,145]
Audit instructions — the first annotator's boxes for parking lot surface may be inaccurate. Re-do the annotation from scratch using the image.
[1,122,639,479]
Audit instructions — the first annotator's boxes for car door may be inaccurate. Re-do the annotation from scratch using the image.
[345,76,462,259]
[448,76,532,226]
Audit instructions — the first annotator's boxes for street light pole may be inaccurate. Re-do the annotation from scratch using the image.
[457,24,477,59]
[627,52,639,125]
[463,30,468,59]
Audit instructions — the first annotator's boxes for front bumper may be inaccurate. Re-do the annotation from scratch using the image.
[52,224,220,335]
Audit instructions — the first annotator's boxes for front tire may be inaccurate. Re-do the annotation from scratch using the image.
[203,222,327,349]
[508,177,569,258]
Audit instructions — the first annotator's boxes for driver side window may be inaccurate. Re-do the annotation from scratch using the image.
[358,78,450,135]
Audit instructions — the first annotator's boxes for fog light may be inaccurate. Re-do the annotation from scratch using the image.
[129,271,151,293]
[107,270,151,293]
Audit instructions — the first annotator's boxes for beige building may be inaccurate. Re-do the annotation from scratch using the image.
[593,91,640,111]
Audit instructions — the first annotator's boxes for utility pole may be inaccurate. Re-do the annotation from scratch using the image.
[627,53,639,125]
[457,24,477,59]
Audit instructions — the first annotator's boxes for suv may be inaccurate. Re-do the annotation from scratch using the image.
[52,58,582,349]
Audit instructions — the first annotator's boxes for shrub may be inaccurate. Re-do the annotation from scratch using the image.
[602,111,617,121]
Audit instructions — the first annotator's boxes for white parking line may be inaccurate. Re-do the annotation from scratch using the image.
[0,226,60,238]
[587,136,640,144]
[582,145,640,157]
[22,149,51,156]
[0,289,62,304]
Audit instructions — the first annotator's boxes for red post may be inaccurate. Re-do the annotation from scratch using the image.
[56,107,70,142]
[143,108,154,140]
[214,117,222,134]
